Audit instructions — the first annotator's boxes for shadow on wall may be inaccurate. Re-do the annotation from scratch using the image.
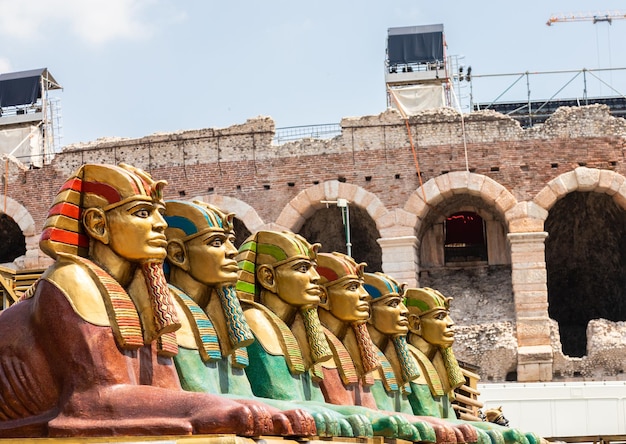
[546,191,626,357]
[0,213,26,263]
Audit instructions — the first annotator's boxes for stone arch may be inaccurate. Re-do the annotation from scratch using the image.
[276,181,391,272]
[191,194,265,246]
[276,181,391,233]
[404,171,519,235]
[0,196,37,268]
[534,168,626,358]
[533,167,626,214]
[404,172,530,380]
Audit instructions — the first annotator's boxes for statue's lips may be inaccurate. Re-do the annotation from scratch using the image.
[148,237,167,248]
[306,287,321,297]
[356,303,370,312]
[222,263,239,273]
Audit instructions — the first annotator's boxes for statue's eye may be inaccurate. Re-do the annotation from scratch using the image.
[209,237,224,247]
[295,263,309,273]
[134,209,150,218]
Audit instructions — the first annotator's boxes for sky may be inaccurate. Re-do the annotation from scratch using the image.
[2,1,626,147]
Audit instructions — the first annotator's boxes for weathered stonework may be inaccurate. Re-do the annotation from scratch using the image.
[2,104,625,383]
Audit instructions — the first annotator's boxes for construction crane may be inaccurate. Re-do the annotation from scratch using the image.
[547,11,626,26]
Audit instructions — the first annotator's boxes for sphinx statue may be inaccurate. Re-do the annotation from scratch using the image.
[405,287,541,444]
[236,231,442,441]
[163,199,362,437]
[0,163,279,438]
[363,272,496,444]
[316,252,481,444]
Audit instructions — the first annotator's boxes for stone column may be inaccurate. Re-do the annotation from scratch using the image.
[508,231,553,382]
[377,235,419,287]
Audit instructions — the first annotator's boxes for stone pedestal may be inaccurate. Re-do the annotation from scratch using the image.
[508,231,553,381]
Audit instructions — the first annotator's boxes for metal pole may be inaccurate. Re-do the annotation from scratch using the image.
[338,199,352,257]
[321,199,352,257]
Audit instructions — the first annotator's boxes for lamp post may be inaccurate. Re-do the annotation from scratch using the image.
[321,198,352,257]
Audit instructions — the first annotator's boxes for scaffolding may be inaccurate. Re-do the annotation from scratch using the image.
[0,68,63,167]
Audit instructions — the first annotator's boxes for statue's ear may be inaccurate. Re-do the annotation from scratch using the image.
[166,239,189,272]
[408,313,421,335]
[257,264,276,292]
[318,286,330,310]
[83,207,109,244]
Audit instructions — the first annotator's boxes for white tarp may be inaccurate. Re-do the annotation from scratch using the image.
[389,84,445,115]
[0,125,43,168]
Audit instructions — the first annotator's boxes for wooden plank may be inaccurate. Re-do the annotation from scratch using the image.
[0,274,19,304]
[457,384,481,396]
[454,392,483,408]
[458,412,483,422]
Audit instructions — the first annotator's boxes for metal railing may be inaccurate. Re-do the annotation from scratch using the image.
[273,123,341,144]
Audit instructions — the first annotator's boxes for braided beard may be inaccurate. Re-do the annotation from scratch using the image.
[392,335,421,383]
[301,306,332,364]
[352,321,380,374]
[142,261,180,336]
[216,284,255,353]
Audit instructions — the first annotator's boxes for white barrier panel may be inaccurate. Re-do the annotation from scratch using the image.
[478,381,626,438]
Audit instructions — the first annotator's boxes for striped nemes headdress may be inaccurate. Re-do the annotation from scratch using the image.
[316,252,366,289]
[404,287,452,317]
[164,200,234,243]
[317,252,380,374]
[363,272,406,302]
[40,163,166,260]
[364,272,419,382]
[236,230,319,301]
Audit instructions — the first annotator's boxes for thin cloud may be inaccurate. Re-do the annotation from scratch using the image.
[0,0,172,45]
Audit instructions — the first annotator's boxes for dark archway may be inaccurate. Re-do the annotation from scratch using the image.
[546,192,626,357]
[233,217,252,249]
[298,205,382,272]
[0,213,26,263]
[444,211,487,264]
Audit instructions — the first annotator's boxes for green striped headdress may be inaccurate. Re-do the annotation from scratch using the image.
[404,287,464,389]
[404,287,451,317]
[236,230,319,301]
[236,231,331,365]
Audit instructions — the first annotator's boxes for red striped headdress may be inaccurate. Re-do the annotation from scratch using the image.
[40,163,166,259]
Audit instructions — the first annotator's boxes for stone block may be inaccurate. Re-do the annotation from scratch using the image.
[533,186,558,211]
[575,166,600,191]
[422,180,444,206]
[516,319,552,346]
[508,218,544,233]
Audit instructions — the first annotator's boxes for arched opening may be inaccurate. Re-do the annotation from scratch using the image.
[298,205,382,272]
[444,211,488,264]
[546,191,626,357]
[418,195,513,322]
[0,213,26,264]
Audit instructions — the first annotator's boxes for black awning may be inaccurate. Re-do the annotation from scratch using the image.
[0,68,62,108]
[387,24,445,65]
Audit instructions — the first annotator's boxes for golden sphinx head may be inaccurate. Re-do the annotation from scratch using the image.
[40,163,167,260]
[236,230,321,306]
[164,200,238,286]
[405,287,455,349]
[316,252,370,324]
[363,272,409,337]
